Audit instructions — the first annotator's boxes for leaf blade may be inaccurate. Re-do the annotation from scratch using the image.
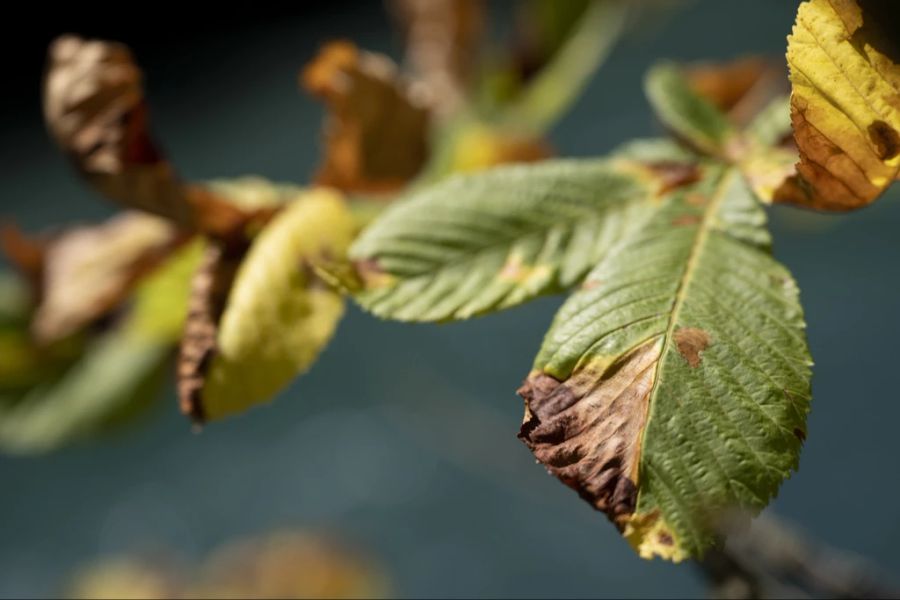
[349,159,660,321]
[519,166,811,560]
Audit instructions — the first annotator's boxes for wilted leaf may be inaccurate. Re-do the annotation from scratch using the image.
[389,0,485,117]
[349,159,664,321]
[519,165,810,560]
[43,35,258,238]
[179,190,355,422]
[302,41,431,194]
[780,0,900,210]
[2,213,185,343]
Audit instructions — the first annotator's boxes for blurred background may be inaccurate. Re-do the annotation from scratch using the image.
[2,1,899,597]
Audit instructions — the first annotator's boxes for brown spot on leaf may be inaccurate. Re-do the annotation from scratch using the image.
[177,242,245,424]
[657,532,674,546]
[868,120,900,160]
[518,339,662,526]
[672,214,702,227]
[674,327,710,368]
[646,162,702,195]
[793,427,807,442]
[685,193,708,207]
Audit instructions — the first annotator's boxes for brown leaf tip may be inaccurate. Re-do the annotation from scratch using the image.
[674,327,710,368]
[868,120,900,161]
[517,340,662,527]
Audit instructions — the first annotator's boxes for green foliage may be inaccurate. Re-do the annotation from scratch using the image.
[529,165,810,560]
[349,160,657,321]
[644,62,736,156]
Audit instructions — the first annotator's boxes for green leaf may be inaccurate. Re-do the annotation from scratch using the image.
[196,189,356,421]
[0,330,169,454]
[746,95,791,148]
[518,164,811,561]
[348,159,661,321]
[644,62,737,157]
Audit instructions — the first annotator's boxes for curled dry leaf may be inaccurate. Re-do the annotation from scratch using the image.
[302,41,431,194]
[178,189,355,423]
[43,35,258,239]
[388,0,485,117]
[779,0,900,210]
[2,213,185,343]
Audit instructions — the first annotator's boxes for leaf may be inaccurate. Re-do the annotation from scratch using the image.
[684,57,784,127]
[518,165,811,561]
[302,41,431,194]
[43,35,260,239]
[1,212,185,343]
[779,0,900,210]
[348,159,664,322]
[178,189,355,422]
[645,62,739,157]
[0,329,170,454]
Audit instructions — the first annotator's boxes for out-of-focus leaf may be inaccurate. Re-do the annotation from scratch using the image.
[179,189,355,422]
[189,532,389,599]
[389,0,485,117]
[684,57,784,127]
[0,329,170,454]
[302,41,431,194]
[127,239,204,343]
[43,35,260,239]
[519,164,810,561]
[2,213,184,343]
[68,530,389,600]
[205,176,304,211]
[348,159,663,321]
[645,62,739,157]
[746,95,793,148]
[777,0,900,210]
[643,62,800,205]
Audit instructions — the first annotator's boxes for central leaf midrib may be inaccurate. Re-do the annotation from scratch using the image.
[638,166,733,473]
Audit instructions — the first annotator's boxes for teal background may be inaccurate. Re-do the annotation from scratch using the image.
[2,1,899,597]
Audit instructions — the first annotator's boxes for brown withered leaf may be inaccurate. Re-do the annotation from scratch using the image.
[302,41,431,194]
[685,56,785,127]
[176,243,243,423]
[518,340,662,527]
[43,35,256,239]
[388,0,485,117]
[2,213,185,343]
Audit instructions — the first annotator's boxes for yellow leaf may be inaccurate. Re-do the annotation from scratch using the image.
[182,189,355,422]
[781,0,900,210]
